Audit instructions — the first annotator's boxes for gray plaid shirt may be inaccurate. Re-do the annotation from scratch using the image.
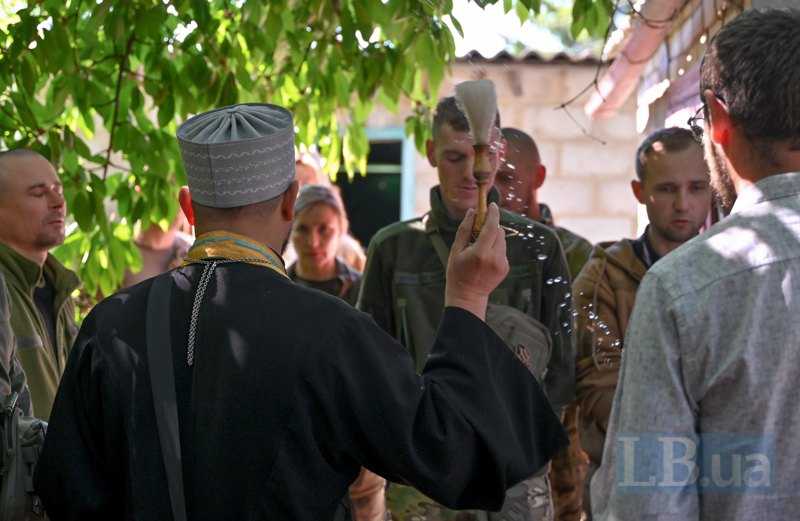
[592,172,800,521]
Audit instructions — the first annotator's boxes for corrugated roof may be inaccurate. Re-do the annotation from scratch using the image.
[456,49,601,65]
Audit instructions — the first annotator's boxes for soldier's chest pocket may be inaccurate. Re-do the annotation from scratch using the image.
[392,270,446,369]
[491,262,540,314]
[392,269,445,300]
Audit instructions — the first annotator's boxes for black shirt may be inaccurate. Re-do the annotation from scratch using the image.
[632,227,662,269]
[287,259,362,306]
[33,274,58,353]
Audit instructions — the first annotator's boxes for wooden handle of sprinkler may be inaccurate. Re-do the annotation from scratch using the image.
[473,184,488,237]
[472,144,492,238]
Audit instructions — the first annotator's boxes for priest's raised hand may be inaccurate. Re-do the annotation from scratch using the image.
[445,203,509,321]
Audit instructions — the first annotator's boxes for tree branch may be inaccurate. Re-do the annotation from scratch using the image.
[103,34,136,181]
[88,53,124,68]
[89,159,131,172]
[554,0,620,142]
[122,67,160,83]
[295,38,315,78]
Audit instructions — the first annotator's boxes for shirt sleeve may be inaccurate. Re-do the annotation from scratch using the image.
[590,273,699,521]
[0,274,32,416]
[312,306,568,512]
[34,312,120,521]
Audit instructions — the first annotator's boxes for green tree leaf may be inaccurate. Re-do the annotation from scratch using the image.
[218,73,238,106]
[516,2,530,24]
[158,94,175,128]
[72,191,94,231]
[19,55,36,94]
[0,0,602,307]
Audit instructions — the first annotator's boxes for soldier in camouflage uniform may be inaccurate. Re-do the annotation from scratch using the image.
[495,128,593,521]
[358,97,574,521]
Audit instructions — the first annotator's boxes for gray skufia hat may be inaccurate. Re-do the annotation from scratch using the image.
[177,103,295,208]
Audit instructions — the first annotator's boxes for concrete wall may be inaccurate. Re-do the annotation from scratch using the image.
[367,61,641,244]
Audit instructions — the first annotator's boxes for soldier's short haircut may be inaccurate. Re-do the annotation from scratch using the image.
[635,127,699,181]
[432,96,501,140]
[501,127,541,163]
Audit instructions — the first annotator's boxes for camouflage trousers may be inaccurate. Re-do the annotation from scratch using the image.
[549,404,589,521]
[386,467,553,521]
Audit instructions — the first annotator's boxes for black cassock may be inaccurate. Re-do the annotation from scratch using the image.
[35,263,566,521]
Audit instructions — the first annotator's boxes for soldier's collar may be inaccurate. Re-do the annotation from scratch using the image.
[428,185,501,234]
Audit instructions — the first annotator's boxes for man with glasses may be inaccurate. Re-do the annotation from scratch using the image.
[591,8,800,520]
[573,127,710,518]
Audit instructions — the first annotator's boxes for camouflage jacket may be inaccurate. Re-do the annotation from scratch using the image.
[537,204,593,281]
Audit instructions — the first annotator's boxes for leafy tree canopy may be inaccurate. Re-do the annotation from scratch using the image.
[0,0,612,300]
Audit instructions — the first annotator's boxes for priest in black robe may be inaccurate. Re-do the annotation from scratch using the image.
[34,103,567,521]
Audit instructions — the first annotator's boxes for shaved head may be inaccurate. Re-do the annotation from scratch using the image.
[501,128,541,164]
[495,128,546,218]
[0,149,66,264]
[0,149,47,195]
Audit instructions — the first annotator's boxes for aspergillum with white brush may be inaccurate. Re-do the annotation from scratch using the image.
[454,79,518,239]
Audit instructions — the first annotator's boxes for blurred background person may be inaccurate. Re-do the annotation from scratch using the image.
[289,185,362,307]
[284,150,366,272]
[122,212,193,287]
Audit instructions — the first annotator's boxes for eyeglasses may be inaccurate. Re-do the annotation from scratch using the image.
[687,93,726,143]
[687,105,705,143]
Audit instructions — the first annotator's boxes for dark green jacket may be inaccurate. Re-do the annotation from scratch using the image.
[358,187,575,411]
[0,243,79,420]
[538,203,593,280]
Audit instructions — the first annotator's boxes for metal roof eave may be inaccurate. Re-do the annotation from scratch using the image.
[584,0,686,119]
